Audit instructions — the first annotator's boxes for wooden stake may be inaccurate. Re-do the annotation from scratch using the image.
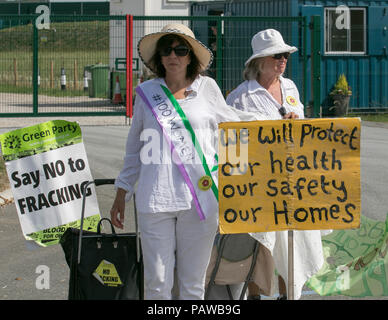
[50,60,54,89]
[74,59,78,90]
[288,230,294,300]
[13,58,18,86]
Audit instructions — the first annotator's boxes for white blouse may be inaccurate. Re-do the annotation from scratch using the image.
[115,75,262,214]
[226,76,305,120]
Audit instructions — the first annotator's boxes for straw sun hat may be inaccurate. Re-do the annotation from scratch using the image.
[137,23,213,73]
[245,29,298,65]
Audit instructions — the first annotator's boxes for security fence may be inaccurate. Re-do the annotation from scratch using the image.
[0,15,319,119]
[0,15,126,117]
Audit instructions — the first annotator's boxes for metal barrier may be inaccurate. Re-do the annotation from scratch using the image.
[0,15,318,119]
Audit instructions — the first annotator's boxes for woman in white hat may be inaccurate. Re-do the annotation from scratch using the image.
[110,23,262,300]
[227,28,303,120]
[227,29,330,300]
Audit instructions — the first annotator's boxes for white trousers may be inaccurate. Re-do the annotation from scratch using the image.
[138,207,218,300]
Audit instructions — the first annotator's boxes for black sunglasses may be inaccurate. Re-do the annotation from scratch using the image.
[272,52,290,60]
[160,45,190,57]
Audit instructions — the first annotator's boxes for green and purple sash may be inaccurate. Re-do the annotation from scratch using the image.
[136,81,218,220]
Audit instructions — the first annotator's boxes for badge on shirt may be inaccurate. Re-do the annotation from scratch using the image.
[198,175,212,191]
[286,96,297,107]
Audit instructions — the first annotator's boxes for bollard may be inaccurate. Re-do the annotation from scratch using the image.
[83,69,88,92]
[60,67,66,90]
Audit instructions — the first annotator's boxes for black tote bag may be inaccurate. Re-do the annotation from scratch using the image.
[60,218,143,300]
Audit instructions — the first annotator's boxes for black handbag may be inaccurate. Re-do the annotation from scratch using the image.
[60,179,143,300]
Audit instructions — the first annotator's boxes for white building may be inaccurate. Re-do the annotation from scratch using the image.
[110,0,190,16]
[109,0,192,74]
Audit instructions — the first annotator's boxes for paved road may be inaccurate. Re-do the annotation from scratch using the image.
[359,122,388,221]
[0,121,387,300]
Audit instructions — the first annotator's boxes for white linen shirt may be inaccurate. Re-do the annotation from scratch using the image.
[115,75,262,214]
[226,76,304,120]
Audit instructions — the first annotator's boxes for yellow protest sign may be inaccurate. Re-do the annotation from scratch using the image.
[218,118,361,234]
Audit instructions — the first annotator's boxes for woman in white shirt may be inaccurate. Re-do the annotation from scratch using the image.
[227,29,329,300]
[110,24,260,300]
[226,30,303,121]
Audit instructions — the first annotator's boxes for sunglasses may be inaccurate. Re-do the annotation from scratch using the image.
[160,45,190,57]
[272,52,290,60]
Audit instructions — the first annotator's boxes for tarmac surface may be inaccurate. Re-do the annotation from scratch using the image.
[0,118,388,301]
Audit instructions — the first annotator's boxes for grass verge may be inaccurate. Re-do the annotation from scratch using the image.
[0,156,9,193]
[350,114,388,122]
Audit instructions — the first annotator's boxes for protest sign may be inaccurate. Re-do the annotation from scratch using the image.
[218,118,361,234]
[0,120,100,246]
[307,214,388,297]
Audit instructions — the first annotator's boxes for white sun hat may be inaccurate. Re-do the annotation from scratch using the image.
[245,29,298,65]
[137,23,213,73]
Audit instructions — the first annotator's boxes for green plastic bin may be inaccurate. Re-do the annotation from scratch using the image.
[88,64,109,98]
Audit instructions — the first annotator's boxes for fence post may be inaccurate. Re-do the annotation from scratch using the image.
[302,16,308,114]
[311,15,321,118]
[126,14,133,121]
[33,16,39,115]
[216,17,223,93]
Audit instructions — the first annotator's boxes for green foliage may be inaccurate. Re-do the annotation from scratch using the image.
[330,73,352,96]
[0,20,109,52]
[0,20,110,96]
[348,113,388,122]
[0,49,109,96]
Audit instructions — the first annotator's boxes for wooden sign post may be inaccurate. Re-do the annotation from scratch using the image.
[288,230,294,300]
[218,118,361,299]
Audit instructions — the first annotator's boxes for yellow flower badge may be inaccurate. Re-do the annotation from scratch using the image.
[198,175,212,191]
[286,96,297,106]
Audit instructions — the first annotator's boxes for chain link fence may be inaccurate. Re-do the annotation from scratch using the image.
[0,15,311,118]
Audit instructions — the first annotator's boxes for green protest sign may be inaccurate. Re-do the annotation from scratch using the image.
[0,120,100,247]
[25,214,101,246]
[1,120,82,161]
[307,214,388,297]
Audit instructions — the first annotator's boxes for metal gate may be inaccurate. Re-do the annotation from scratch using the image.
[0,15,319,119]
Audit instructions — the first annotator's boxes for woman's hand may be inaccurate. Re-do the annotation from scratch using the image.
[110,188,127,229]
[283,112,299,119]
